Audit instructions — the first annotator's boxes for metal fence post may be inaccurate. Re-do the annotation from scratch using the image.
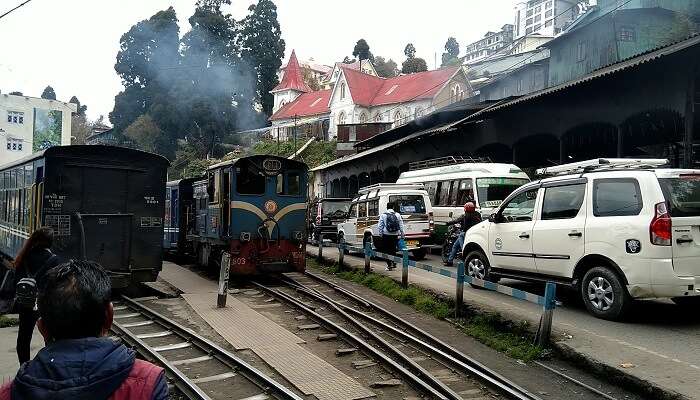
[217,252,231,308]
[455,261,465,318]
[317,233,324,261]
[535,281,557,347]
[364,242,371,273]
[338,237,345,270]
[401,249,409,289]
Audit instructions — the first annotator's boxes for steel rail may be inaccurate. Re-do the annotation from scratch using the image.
[301,270,542,400]
[111,320,213,400]
[250,281,450,400]
[116,295,303,400]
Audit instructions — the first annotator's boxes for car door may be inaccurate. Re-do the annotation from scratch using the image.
[339,202,358,244]
[489,187,539,272]
[533,181,587,278]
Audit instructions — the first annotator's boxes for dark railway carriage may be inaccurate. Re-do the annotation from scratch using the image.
[164,178,196,256]
[191,155,308,275]
[0,145,169,287]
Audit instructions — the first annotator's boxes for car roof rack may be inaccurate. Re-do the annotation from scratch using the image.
[408,156,493,171]
[357,183,425,194]
[536,158,669,176]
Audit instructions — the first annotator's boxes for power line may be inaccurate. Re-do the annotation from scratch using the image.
[0,0,32,21]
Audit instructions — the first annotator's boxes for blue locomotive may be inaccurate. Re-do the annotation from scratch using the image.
[165,155,308,275]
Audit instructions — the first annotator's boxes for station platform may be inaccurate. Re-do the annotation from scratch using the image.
[159,262,374,400]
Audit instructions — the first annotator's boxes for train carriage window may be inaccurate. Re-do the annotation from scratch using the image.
[236,159,266,195]
[24,165,32,186]
[276,172,302,196]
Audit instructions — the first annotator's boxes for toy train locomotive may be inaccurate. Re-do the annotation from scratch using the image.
[0,145,169,288]
[164,155,309,275]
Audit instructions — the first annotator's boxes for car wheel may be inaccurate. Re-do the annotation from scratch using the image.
[412,248,427,261]
[671,296,700,307]
[581,266,631,321]
[464,250,495,288]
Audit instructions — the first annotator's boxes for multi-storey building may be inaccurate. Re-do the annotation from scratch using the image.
[464,25,515,64]
[514,0,583,39]
[0,93,76,165]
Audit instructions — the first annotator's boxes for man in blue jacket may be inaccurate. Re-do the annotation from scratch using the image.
[0,260,168,400]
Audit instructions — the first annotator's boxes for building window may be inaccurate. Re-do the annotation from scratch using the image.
[450,84,464,103]
[577,41,587,61]
[393,110,403,123]
[545,19,553,27]
[6,138,23,152]
[526,9,533,17]
[338,111,346,125]
[618,26,636,42]
[534,14,541,22]
[374,113,383,122]
[545,9,553,18]
[546,1,552,8]
[415,107,424,118]
[359,112,368,123]
[526,17,533,26]
[526,27,534,34]
[517,78,523,93]
[340,82,346,99]
[7,111,24,124]
[535,5,541,13]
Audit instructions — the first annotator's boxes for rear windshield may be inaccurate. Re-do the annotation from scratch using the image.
[322,202,350,216]
[659,176,700,217]
[389,195,427,214]
[476,178,529,208]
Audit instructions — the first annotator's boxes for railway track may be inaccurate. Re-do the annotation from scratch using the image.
[110,295,303,400]
[253,273,543,400]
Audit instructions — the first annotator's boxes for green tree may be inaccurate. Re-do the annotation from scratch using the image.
[373,56,398,78]
[302,67,322,91]
[441,37,460,67]
[69,96,87,117]
[352,39,373,62]
[241,0,286,116]
[342,56,356,64]
[402,43,428,73]
[41,86,56,100]
[404,43,416,59]
[124,114,164,153]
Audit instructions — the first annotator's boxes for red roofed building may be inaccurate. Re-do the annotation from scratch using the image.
[269,50,471,142]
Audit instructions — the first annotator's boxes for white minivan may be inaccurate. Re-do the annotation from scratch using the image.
[462,159,700,320]
[396,156,530,243]
[337,183,434,259]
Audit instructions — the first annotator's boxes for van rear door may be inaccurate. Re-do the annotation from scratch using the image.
[658,172,700,277]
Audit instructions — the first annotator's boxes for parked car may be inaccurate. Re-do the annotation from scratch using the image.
[338,183,433,260]
[396,156,529,243]
[308,197,351,243]
[461,158,700,320]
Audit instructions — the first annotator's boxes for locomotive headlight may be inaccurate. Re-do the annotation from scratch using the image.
[293,231,304,241]
[240,232,251,242]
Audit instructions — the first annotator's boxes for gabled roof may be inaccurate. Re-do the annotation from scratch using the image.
[340,66,462,107]
[269,89,332,121]
[323,60,376,82]
[272,50,312,93]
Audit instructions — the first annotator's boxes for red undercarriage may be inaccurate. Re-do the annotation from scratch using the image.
[228,239,306,275]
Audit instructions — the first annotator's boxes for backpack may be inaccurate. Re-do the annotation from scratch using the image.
[385,211,401,234]
[14,251,57,311]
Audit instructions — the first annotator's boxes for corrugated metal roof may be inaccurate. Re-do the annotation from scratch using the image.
[464,34,700,122]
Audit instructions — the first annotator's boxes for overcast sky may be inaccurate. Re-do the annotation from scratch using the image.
[0,0,516,121]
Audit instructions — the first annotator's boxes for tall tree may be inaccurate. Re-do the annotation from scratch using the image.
[352,39,373,62]
[69,96,88,117]
[441,37,460,67]
[342,56,356,64]
[41,86,56,100]
[401,43,428,74]
[373,56,398,78]
[241,0,285,116]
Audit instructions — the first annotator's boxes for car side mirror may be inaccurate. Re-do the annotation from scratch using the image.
[488,213,499,223]
[449,211,453,218]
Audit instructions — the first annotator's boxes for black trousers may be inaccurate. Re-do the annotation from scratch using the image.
[380,235,399,268]
[17,308,39,364]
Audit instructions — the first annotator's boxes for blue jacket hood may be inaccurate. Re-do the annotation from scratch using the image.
[12,337,135,400]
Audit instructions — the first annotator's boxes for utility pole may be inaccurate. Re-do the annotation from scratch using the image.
[293,114,298,158]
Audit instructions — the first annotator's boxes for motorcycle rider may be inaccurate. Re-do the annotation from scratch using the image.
[444,201,481,266]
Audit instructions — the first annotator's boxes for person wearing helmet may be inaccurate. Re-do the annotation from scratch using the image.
[444,201,482,266]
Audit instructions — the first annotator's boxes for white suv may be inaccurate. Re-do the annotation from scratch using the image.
[461,159,700,320]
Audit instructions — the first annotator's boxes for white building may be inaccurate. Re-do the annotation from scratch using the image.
[321,60,378,89]
[464,25,515,64]
[514,0,586,39]
[269,51,471,141]
[0,93,76,165]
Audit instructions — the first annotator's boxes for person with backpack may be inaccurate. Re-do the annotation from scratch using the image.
[12,227,61,365]
[377,201,405,270]
[444,201,482,266]
[0,259,168,400]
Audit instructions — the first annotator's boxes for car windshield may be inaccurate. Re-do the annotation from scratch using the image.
[659,175,700,217]
[390,195,427,214]
[322,201,350,216]
[476,178,529,208]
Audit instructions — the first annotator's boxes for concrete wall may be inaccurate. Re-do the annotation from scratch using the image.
[0,94,76,166]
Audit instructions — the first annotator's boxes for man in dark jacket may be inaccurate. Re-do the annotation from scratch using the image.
[444,202,482,266]
[0,260,168,400]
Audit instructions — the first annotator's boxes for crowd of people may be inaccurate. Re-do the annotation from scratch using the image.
[0,228,168,400]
